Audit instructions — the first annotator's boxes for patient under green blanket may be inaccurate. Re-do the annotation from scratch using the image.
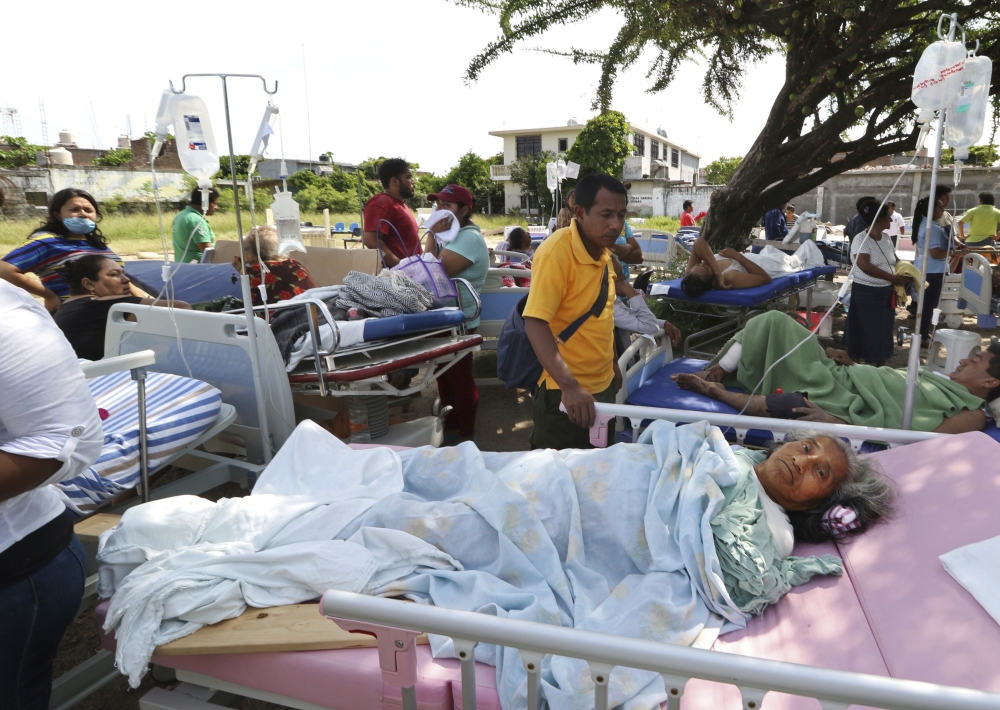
[674,311,1000,433]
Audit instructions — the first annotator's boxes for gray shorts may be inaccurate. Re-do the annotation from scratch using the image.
[764,391,808,420]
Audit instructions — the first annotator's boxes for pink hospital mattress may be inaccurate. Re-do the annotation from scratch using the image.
[95,433,1000,708]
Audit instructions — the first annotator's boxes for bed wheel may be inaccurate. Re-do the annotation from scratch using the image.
[896,326,909,347]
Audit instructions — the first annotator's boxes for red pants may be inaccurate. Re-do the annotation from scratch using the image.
[436,329,478,439]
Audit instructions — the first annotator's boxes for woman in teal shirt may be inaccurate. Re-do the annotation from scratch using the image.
[424,184,489,443]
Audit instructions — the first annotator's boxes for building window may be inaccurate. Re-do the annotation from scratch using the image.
[558,138,568,152]
[671,148,680,168]
[651,140,660,160]
[515,135,542,158]
[633,133,645,157]
[24,191,48,207]
[519,194,539,210]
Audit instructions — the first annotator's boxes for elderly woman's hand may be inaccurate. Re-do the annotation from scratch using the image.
[791,398,847,425]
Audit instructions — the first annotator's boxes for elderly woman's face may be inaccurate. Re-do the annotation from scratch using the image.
[755,436,848,511]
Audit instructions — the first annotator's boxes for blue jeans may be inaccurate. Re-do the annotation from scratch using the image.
[0,534,86,710]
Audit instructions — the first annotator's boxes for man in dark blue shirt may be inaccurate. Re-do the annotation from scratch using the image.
[763,202,789,241]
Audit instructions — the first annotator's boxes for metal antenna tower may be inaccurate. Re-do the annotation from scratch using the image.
[1,106,22,137]
[38,99,49,147]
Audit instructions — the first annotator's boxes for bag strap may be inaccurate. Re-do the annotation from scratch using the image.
[557,265,609,343]
[374,218,420,268]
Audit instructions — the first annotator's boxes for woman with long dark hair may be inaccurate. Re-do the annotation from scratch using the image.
[0,188,134,312]
[846,202,911,365]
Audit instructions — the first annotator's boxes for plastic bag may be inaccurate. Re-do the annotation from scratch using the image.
[945,54,993,153]
[394,253,458,308]
[911,40,966,111]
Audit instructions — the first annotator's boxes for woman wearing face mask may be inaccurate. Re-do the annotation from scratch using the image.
[0,188,139,313]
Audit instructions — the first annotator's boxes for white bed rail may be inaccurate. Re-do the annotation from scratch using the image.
[589,402,944,452]
[320,591,1000,710]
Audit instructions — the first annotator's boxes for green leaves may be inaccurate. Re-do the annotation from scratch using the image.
[703,155,744,185]
[0,135,44,168]
[565,110,633,178]
[93,147,133,167]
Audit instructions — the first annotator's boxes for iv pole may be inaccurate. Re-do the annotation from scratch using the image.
[902,13,963,429]
[169,73,278,464]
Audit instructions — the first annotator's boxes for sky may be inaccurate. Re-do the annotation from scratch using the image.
[1,1,790,175]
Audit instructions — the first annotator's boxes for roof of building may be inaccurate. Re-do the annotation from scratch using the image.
[488,121,699,158]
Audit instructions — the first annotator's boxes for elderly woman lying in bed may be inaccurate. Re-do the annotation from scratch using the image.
[674,310,1000,434]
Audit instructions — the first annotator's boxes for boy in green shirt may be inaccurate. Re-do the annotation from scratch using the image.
[957,192,1000,246]
[172,187,219,262]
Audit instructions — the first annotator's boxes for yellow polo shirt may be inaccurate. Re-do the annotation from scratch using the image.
[523,221,616,393]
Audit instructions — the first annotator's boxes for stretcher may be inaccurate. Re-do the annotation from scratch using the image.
[648,265,837,357]
[103,299,482,460]
[609,328,982,450]
[92,431,1000,710]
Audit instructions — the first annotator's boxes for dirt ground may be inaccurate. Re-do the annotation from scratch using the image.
[51,293,997,709]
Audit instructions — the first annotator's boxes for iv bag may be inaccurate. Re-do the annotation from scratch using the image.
[911,40,966,111]
[271,190,305,256]
[153,90,173,139]
[546,162,558,192]
[169,94,220,187]
[945,54,993,151]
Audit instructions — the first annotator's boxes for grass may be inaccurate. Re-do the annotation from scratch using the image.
[0,209,665,257]
[631,216,682,233]
[0,209,530,256]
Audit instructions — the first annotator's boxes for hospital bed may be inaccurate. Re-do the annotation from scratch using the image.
[609,328,994,449]
[648,265,837,357]
[102,295,483,459]
[91,430,1000,710]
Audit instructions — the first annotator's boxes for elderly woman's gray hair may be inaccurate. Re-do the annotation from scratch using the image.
[772,430,897,543]
[243,225,279,262]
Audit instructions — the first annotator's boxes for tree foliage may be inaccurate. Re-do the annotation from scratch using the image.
[216,154,252,180]
[287,168,362,213]
[703,155,744,185]
[940,144,1000,166]
[509,150,558,217]
[457,0,1000,247]
[93,148,133,167]
[565,110,633,178]
[0,136,44,168]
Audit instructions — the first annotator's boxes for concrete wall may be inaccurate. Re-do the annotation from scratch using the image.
[791,166,1000,225]
[1,166,190,207]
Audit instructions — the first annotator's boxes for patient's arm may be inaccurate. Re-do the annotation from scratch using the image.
[934,408,986,434]
[671,373,771,416]
[718,248,772,289]
[686,237,724,282]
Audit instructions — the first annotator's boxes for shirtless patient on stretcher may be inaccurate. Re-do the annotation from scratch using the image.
[680,235,773,297]
[672,311,1000,434]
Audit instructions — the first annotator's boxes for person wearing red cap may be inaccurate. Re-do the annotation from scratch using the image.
[362,158,421,267]
[424,184,489,443]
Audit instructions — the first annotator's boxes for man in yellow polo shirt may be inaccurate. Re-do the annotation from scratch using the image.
[524,173,627,449]
[957,192,1000,247]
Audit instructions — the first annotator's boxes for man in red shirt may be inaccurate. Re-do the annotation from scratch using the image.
[362,158,420,267]
[679,200,706,227]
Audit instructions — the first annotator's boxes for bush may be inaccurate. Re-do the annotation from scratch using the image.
[292,182,358,213]
[93,148,133,167]
[214,187,275,215]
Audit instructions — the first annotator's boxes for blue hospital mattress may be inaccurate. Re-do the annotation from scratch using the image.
[626,357,1000,447]
[649,265,836,306]
[362,308,466,340]
[125,261,242,304]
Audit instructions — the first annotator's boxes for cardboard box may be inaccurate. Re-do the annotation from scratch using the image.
[211,240,379,287]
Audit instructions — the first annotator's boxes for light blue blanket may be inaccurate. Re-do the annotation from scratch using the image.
[99,419,830,708]
[337,420,754,710]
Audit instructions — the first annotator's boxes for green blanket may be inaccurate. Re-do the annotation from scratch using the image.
[713,449,842,615]
[713,311,983,431]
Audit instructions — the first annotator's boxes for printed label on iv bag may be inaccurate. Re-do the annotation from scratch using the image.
[184,115,208,150]
[955,81,974,113]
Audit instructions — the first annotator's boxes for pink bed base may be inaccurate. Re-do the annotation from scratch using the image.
[96,432,1000,709]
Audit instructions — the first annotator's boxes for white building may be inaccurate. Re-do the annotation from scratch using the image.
[488,119,700,215]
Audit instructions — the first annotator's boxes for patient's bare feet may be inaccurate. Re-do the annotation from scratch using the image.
[673,373,725,398]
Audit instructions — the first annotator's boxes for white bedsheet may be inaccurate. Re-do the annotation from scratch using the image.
[746,240,826,276]
[99,420,751,709]
[940,535,1000,627]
